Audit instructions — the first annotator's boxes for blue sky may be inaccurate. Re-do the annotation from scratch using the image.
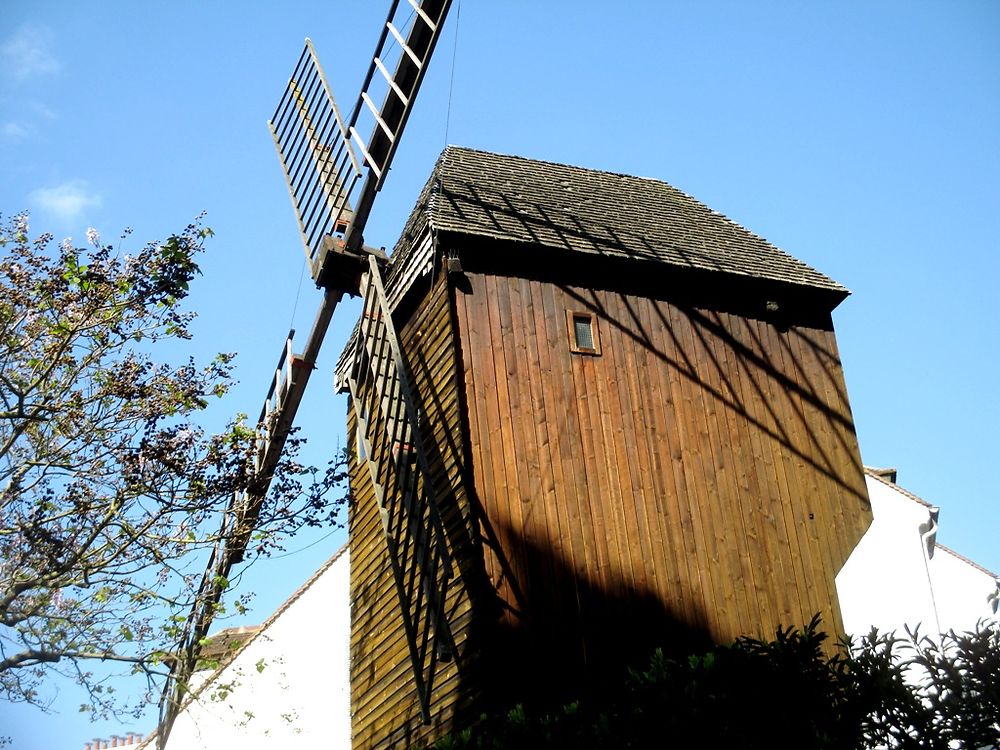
[1,1,998,748]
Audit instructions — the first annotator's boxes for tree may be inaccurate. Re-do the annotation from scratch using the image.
[0,214,343,723]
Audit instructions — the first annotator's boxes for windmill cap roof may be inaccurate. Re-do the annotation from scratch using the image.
[408,145,847,296]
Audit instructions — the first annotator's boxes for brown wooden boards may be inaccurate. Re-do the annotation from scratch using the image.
[349,260,872,747]
[453,272,871,658]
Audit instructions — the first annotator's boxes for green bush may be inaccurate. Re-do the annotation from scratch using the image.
[433,618,1000,750]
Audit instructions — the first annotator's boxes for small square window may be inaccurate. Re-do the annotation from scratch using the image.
[567,310,601,355]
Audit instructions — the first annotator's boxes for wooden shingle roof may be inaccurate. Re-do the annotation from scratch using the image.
[337,146,848,389]
[388,146,846,296]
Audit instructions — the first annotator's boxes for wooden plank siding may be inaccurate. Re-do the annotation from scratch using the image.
[348,260,872,747]
[453,270,872,686]
[348,274,488,750]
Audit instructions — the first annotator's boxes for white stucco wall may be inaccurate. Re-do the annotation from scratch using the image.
[162,546,351,750]
[930,545,1000,634]
[837,473,998,639]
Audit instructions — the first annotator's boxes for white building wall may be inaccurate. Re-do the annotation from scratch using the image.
[163,546,351,750]
[930,545,999,634]
[837,473,998,640]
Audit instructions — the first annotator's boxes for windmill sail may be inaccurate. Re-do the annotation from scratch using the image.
[348,254,455,722]
[269,39,361,284]
[157,2,453,744]
[271,0,453,287]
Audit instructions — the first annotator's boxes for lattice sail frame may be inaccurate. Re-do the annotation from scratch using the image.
[348,254,456,722]
[159,3,455,742]
[269,0,453,287]
[269,40,360,280]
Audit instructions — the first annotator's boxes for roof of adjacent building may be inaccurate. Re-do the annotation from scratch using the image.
[387,146,847,296]
[862,468,999,579]
[864,466,934,509]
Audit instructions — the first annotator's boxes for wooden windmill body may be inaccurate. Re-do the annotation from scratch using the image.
[336,147,873,748]
[166,3,872,747]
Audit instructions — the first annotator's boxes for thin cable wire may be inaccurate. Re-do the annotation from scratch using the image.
[444,0,462,145]
[382,7,418,61]
[269,525,343,559]
[287,255,307,332]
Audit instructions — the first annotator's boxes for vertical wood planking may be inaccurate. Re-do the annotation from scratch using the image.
[454,271,870,651]
[538,281,596,595]
[660,300,727,638]
[767,318,842,630]
[351,266,874,748]
[488,273,531,619]
[607,291,658,596]
[709,309,780,630]
[599,290,648,594]
[638,295,707,631]
[692,308,749,629]
[737,314,816,625]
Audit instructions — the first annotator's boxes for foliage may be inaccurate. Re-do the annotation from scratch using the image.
[0,214,345,718]
[853,622,1000,749]
[433,618,1000,750]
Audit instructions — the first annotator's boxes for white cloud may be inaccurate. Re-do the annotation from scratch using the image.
[29,101,56,120]
[29,181,102,224]
[1,24,60,83]
[2,121,29,139]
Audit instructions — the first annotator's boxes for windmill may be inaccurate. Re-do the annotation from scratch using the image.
[160,3,876,747]
[157,0,454,741]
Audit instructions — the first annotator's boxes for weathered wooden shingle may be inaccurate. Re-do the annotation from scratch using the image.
[338,145,848,389]
[389,146,846,295]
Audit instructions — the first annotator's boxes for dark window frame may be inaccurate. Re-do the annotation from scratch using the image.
[567,310,601,355]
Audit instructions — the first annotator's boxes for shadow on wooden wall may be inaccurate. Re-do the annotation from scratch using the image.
[456,514,713,721]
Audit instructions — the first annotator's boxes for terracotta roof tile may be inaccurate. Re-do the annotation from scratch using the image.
[864,466,934,509]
